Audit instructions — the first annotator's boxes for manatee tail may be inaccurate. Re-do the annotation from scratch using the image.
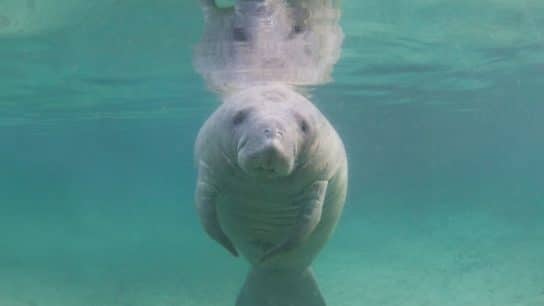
[236,266,326,306]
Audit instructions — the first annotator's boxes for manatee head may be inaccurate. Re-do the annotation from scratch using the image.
[222,85,317,179]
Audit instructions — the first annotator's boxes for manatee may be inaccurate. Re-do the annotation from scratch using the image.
[194,83,348,306]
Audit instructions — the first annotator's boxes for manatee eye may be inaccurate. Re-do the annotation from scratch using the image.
[233,108,251,125]
[288,24,305,39]
[300,119,309,133]
[293,112,309,133]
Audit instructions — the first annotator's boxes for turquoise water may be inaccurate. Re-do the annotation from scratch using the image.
[1,1,544,305]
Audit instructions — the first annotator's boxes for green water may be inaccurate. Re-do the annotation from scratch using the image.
[1,1,543,305]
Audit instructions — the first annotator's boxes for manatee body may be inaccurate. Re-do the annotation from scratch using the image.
[194,84,347,306]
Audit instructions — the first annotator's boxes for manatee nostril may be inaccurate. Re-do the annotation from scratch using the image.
[263,128,284,139]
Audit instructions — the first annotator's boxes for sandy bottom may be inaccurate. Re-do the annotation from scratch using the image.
[1,193,543,306]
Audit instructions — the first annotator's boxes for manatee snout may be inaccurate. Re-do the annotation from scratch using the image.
[237,119,295,178]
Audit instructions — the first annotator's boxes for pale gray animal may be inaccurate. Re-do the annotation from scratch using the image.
[194,83,348,306]
[194,0,343,93]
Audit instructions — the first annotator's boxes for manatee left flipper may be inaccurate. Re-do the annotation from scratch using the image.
[260,180,328,262]
[196,161,239,257]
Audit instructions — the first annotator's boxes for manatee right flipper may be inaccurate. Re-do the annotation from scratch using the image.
[196,160,239,257]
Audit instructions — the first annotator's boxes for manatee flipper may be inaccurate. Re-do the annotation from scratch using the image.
[237,266,326,306]
[260,180,328,262]
[196,161,239,257]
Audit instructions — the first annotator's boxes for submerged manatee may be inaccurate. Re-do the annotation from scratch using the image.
[194,83,348,306]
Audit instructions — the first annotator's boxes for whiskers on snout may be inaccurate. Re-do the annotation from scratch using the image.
[238,136,294,179]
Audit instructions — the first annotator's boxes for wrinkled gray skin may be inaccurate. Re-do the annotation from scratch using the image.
[194,83,347,269]
[195,0,343,93]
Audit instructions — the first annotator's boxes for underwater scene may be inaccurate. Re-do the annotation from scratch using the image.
[1,0,543,305]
